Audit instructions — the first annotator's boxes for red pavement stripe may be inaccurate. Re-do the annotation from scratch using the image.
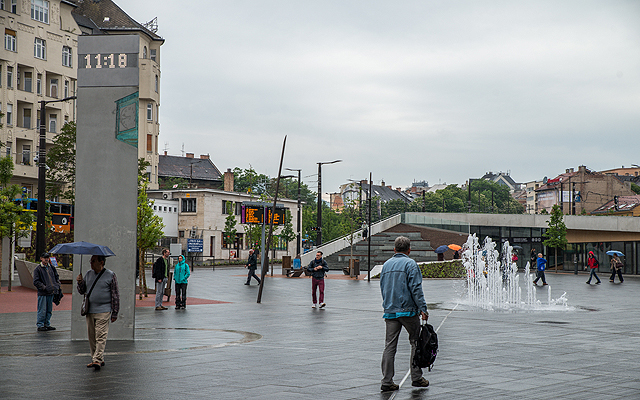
[0,286,229,314]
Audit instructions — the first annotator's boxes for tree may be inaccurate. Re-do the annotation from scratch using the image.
[279,209,296,255]
[543,204,567,273]
[223,202,237,262]
[630,182,640,195]
[45,121,76,202]
[0,156,35,288]
[136,158,165,299]
[158,176,189,190]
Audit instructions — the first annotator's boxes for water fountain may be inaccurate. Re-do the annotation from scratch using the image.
[461,234,569,310]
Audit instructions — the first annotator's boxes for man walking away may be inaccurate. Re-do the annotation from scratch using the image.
[307,251,329,309]
[33,252,61,331]
[245,249,261,285]
[76,255,119,370]
[586,251,601,284]
[152,249,170,310]
[380,236,429,392]
[532,253,548,286]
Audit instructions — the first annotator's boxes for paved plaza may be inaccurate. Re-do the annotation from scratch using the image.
[1,266,639,399]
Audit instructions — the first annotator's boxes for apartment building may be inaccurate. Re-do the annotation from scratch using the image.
[71,0,164,189]
[0,0,163,197]
[1,0,79,196]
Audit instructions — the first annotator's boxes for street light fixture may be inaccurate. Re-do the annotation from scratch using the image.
[316,159,341,246]
[36,96,77,258]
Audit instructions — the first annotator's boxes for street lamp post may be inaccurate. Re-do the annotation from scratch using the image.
[36,96,76,258]
[285,168,302,257]
[316,159,341,246]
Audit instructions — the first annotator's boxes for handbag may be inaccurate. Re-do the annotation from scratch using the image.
[80,269,105,316]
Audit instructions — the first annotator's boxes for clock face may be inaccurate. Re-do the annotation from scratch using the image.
[118,103,137,131]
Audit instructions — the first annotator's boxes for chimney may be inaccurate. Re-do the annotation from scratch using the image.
[381,180,385,187]
[224,168,234,192]
[164,151,167,156]
[200,154,209,160]
[186,153,194,159]
[360,180,367,185]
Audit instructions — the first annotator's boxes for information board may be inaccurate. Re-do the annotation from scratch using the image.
[242,204,286,225]
[187,239,203,253]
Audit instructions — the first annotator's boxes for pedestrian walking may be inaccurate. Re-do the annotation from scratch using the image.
[532,253,548,286]
[609,254,624,283]
[173,255,190,309]
[152,249,170,310]
[586,251,601,284]
[245,249,261,285]
[76,255,119,370]
[529,248,537,268]
[33,252,61,331]
[380,236,430,392]
[307,251,328,309]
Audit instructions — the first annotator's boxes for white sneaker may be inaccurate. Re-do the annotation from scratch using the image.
[319,303,326,309]
[312,304,317,308]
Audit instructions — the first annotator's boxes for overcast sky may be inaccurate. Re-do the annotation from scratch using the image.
[123,0,640,194]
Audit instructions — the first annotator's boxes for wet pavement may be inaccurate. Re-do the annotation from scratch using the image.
[1,267,639,399]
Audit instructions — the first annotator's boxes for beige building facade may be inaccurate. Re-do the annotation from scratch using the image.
[1,0,79,195]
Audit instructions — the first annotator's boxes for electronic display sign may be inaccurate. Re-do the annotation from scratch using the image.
[242,203,286,225]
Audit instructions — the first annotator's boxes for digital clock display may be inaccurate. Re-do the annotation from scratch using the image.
[79,53,138,69]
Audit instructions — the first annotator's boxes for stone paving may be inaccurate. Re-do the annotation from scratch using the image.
[0,266,639,399]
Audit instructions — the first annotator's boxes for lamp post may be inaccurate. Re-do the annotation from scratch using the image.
[285,168,302,257]
[316,159,341,246]
[36,96,76,258]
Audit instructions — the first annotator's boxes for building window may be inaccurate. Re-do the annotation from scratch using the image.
[62,46,72,67]
[222,200,233,214]
[21,144,30,165]
[49,114,56,133]
[31,0,49,23]
[34,38,46,59]
[11,0,16,13]
[5,29,16,52]
[143,46,147,59]
[150,49,156,62]
[235,202,242,216]
[7,66,13,88]
[6,104,12,125]
[155,75,158,93]
[146,134,152,152]
[181,198,196,213]
[36,74,42,94]
[50,78,58,98]
[23,108,31,129]
[0,65,2,87]
[179,230,185,238]
[146,103,152,121]
[64,80,68,97]
[24,72,32,92]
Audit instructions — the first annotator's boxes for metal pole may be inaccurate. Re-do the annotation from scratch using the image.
[367,172,372,282]
[36,100,47,258]
[317,163,322,246]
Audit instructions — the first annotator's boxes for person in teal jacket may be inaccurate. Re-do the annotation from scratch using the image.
[173,255,191,309]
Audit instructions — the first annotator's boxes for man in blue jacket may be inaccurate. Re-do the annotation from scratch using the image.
[532,253,548,286]
[380,236,429,392]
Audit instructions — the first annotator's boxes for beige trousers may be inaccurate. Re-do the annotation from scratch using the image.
[86,312,111,363]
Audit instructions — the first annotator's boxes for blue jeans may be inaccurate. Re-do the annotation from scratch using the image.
[37,295,53,328]
[587,269,601,284]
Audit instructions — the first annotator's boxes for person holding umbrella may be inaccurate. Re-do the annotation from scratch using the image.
[609,253,624,283]
[77,255,120,370]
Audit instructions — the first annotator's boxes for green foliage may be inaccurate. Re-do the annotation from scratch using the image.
[223,202,238,257]
[233,166,316,204]
[137,182,165,252]
[418,260,466,278]
[279,209,296,255]
[45,121,76,202]
[138,158,151,190]
[543,204,567,249]
[630,182,640,195]
[158,176,189,190]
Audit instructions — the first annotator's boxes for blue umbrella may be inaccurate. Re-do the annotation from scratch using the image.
[606,250,624,257]
[435,245,450,254]
[50,241,116,256]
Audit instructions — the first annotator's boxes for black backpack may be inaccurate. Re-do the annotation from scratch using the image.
[413,322,438,371]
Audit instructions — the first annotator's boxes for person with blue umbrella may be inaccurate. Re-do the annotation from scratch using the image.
[609,253,624,283]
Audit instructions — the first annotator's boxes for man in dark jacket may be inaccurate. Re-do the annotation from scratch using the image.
[245,249,261,285]
[33,252,61,331]
[307,251,329,308]
[152,249,170,310]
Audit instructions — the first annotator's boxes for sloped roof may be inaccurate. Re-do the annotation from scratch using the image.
[71,0,163,41]
[158,155,222,181]
[591,195,640,214]
[361,183,411,203]
[481,172,518,188]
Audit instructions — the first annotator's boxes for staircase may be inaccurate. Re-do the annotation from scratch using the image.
[323,231,436,271]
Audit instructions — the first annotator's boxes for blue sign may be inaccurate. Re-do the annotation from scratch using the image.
[187,239,203,253]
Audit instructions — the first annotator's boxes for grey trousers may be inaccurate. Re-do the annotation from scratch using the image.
[155,278,167,307]
[381,315,423,385]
